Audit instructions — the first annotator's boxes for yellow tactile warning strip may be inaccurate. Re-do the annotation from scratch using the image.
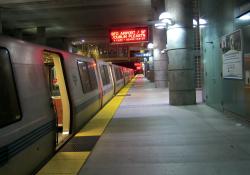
[37,77,135,175]
[37,152,90,175]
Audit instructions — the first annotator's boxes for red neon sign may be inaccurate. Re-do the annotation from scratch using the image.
[110,27,148,44]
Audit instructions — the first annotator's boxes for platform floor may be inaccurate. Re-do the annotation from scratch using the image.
[78,75,250,175]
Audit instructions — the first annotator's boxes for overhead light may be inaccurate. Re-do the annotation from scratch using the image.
[159,12,173,25]
[193,18,207,28]
[72,39,85,45]
[147,43,154,49]
[193,19,198,26]
[154,22,166,29]
[199,18,207,25]
[238,11,250,20]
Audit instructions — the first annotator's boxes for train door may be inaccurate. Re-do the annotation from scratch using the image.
[43,51,71,147]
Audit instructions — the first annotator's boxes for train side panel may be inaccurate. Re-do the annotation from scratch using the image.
[64,56,101,132]
[111,64,125,94]
[0,36,132,174]
[0,37,56,175]
[96,60,114,106]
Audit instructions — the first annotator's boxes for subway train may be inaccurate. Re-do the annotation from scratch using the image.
[0,36,134,175]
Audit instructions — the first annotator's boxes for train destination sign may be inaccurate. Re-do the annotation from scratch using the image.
[110,27,148,44]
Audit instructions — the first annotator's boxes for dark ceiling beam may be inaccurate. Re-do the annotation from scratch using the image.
[0,0,153,43]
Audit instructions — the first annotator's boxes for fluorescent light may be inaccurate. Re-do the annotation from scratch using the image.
[156,26,165,29]
[147,43,154,49]
[193,19,197,26]
[199,18,207,25]
[62,131,69,135]
[159,12,173,25]
[238,12,250,20]
[193,18,207,28]
[154,22,166,29]
[159,12,171,20]
[161,18,172,24]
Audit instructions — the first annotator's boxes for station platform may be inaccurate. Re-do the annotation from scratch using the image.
[38,75,250,175]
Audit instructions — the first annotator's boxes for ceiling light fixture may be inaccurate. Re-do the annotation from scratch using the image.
[147,43,154,49]
[154,22,166,29]
[238,11,250,20]
[159,12,174,25]
[193,18,208,28]
[154,12,174,30]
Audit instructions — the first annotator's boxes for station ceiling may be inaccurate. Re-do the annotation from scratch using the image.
[0,0,153,43]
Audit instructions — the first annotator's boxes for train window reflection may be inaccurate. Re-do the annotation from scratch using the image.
[115,67,123,80]
[0,48,21,128]
[103,65,110,84]
[87,62,98,90]
[100,65,110,86]
[77,61,92,93]
[99,65,107,85]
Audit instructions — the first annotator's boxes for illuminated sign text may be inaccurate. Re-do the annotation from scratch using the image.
[110,27,148,44]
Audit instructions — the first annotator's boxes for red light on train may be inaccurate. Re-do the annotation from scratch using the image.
[134,62,142,67]
[110,27,149,44]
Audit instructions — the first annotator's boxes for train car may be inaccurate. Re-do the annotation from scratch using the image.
[0,36,132,175]
[129,68,134,80]
[96,60,114,106]
[123,67,129,85]
[111,64,125,94]
[122,67,135,85]
[123,67,134,85]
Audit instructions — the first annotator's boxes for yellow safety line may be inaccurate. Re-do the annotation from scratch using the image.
[37,77,136,175]
[37,152,90,175]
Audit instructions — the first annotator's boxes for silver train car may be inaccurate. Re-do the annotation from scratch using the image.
[0,36,134,175]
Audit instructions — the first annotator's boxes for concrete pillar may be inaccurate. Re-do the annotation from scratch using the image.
[153,28,168,87]
[152,0,168,87]
[166,0,196,105]
[148,55,154,82]
[36,26,46,45]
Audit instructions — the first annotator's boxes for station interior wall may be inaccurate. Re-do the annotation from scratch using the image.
[200,0,250,118]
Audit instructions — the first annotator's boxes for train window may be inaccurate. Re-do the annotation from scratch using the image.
[100,65,110,86]
[103,65,110,84]
[115,67,123,80]
[99,65,107,85]
[115,67,119,80]
[77,61,91,93]
[119,68,123,80]
[87,62,98,90]
[0,48,21,128]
